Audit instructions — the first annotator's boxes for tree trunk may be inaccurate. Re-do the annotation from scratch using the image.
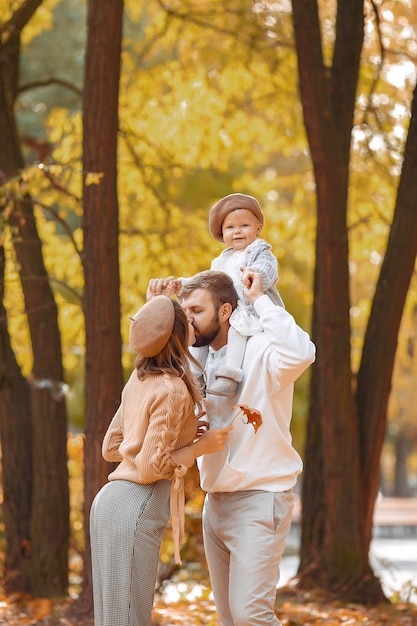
[294,0,417,604]
[9,197,70,597]
[78,0,124,612]
[0,2,38,596]
[0,0,69,596]
[0,247,33,593]
[357,83,417,536]
[292,0,386,602]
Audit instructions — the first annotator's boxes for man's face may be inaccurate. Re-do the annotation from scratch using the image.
[182,288,221,348]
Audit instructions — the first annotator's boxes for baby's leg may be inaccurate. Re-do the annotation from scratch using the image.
[207,328,246,397]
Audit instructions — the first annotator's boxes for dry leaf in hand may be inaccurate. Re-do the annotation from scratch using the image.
[233,404,263,433]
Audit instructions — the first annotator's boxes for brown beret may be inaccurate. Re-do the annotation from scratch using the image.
[209,193,264,242]
[129,295,175,357]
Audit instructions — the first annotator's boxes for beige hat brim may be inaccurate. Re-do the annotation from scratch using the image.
[209,193,264,242]
[129,295,175,357]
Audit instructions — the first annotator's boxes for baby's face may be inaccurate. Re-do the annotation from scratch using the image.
[221,209,262,251]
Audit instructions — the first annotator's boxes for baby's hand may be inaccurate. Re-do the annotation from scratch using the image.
[242,267,264,302]
[146,277,180,300]
[146,277,174,300]
[164,279,181,296]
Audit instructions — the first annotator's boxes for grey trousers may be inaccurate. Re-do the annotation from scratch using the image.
[202,489,295,626]
[90,479,171,626]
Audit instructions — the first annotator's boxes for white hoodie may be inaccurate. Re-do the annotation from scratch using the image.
[197,294,316,493]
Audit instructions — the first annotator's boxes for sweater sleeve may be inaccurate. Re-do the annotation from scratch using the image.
[102,406,123,462]
[254,294,316,390]
[133,389,194,483]
[246,244,279,290]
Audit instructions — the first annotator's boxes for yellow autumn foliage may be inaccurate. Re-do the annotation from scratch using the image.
[2,0,416,443]
[0,0,60,45]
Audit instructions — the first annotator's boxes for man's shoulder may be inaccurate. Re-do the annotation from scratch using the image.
[245,328,270,347]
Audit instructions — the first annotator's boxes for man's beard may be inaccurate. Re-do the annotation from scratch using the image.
[192,314,220,347]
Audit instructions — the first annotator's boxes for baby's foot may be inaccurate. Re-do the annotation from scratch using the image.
[207,365,243,397]
[207,376,240,396]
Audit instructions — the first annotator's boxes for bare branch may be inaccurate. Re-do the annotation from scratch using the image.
[31,197,83,261]
[18,77,82,98]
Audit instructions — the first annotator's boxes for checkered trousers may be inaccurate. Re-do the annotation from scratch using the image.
[90,478,171,626]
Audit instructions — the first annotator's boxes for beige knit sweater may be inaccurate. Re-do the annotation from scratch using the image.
[102,370,198,563]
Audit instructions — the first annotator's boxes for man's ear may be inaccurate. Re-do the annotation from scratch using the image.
[220,303,233,321]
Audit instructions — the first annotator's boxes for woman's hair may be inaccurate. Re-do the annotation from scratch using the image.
[178,270,239,311]
[134,299,202,405]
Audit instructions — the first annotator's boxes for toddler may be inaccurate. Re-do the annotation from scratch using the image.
[172,193,284,396]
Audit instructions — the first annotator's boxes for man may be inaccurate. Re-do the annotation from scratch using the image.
[148,269,316,626]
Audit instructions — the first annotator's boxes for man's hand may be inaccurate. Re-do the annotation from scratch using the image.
[241,267,265,303]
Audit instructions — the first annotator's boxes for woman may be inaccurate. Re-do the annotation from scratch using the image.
[90,295,231,626]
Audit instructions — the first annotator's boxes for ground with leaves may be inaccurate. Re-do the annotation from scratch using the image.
[2,440,415,624]
[0,586,416,626]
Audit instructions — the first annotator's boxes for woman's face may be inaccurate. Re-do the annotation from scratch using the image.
[187,320,196,346]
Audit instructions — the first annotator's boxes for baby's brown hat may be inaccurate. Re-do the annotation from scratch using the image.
[129,295,175,357]
[209,192,264,242]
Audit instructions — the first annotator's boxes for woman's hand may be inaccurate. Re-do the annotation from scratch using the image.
[191,425,232,458]
[195,420,209,439]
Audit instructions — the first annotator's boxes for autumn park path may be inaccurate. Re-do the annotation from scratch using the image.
[291,495,417,529]
[0,498,415,625]
[281,496,417,604]
[372,497,417,531]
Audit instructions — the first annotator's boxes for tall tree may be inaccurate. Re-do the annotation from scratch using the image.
[291,0,417,603]
[0,0,69,596]
[79,0,124,612]
[0,246,32,592]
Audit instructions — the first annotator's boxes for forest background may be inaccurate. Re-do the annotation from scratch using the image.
[0,0,417,622]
